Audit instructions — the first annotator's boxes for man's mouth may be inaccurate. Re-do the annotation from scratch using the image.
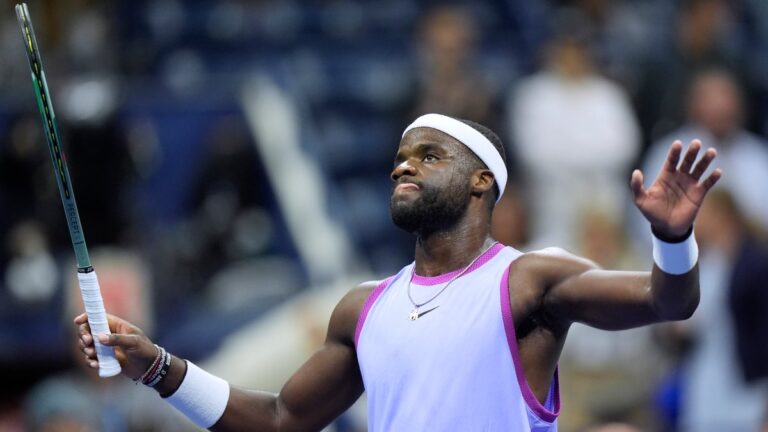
[394,183,420,194]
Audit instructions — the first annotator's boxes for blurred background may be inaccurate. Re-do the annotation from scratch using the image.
[0,0,767,431]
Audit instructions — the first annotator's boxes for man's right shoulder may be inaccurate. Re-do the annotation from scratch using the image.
[327,279,387,345]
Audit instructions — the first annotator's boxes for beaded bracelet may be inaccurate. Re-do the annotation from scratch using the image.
[135,344,172,388]
[146,347,172,387]
[135,344,162,384]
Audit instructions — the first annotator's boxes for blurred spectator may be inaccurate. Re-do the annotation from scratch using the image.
[0,115,61,304]
[491,186,529,249]
[662,189,768,432]
[410,5,498,131]
[722,200,768,386]
[634,0,758,142]
[509,8,640,249]
[0,115,57,242]
[59,115,137,248]
[567,0,661,90]
[575,209,636,270]
[3,221,59,305]
[165,115,275,297]
[636,69,768,252]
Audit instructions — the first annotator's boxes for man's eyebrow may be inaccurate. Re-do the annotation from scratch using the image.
[416,142,446,154]
[394,142,449,162]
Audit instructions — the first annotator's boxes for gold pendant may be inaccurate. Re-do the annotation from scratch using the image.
[409,308,419,321]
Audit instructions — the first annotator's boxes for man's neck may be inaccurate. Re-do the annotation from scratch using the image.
[413,222,495,276]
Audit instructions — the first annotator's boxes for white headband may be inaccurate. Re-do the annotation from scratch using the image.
[402,113,507,202]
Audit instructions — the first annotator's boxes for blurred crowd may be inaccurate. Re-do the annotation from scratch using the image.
[0,0,767,431]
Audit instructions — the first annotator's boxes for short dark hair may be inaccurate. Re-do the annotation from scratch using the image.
[453,118,507,202]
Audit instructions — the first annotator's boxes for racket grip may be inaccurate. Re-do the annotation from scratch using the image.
[78,271,122,377]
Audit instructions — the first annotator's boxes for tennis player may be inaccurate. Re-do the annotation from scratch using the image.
[77,113,721,431]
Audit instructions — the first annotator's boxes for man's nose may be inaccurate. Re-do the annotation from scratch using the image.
[391,160,417,181]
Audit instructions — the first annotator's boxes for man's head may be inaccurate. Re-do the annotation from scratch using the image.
[679,0,732,54]
[389,114,507,236]
[687,68,744,140]
[418,6,477,73]
[545,8,595,80]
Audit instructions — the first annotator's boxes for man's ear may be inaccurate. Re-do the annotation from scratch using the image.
[471,169,495,197]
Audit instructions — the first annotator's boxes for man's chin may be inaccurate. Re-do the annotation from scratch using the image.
[390,193,419,211]
[390,201,421,233]
[389,185,470,236]
[391,218,420,235]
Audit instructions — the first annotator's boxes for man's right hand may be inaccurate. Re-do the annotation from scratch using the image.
[75,313,157,380]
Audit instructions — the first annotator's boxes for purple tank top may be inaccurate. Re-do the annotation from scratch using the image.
[355,244,560,431]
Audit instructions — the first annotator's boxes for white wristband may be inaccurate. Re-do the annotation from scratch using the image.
[652,229,699,275]
[165,360,230,428]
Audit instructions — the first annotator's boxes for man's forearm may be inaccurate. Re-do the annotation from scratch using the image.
[649,265,700,320]
[648,227,701,320]
[153,357,282,431]
[209,388,285,432]
[153,357,235,430]
[155,355,187,397]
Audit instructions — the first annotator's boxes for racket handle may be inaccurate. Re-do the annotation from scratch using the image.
[78,271,122,377]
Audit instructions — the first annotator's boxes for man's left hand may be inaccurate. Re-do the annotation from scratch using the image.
[630,139,722,239]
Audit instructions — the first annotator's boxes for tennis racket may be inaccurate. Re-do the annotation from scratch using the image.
[15,3,121,378]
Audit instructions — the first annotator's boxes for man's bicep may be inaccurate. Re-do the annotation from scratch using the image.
[214,341,363,432]
[213,286,370,432]
[545,268,659,330]
[526,249,658,330]
[272,285,369,430]
[277,340,364,429]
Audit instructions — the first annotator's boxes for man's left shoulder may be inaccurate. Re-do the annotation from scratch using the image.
[515,247,587,266]
[511,248,599,281]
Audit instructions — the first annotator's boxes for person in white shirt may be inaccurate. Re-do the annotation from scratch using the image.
[510,14,640,249]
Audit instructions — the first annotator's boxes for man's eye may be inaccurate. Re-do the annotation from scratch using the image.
[423,154,438,162]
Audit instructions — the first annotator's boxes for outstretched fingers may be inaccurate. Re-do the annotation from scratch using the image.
[678,140,701,173]
[663,141,684,173]
[630,169,646,202]
[699,168,723,192]
[690,147,717,180]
